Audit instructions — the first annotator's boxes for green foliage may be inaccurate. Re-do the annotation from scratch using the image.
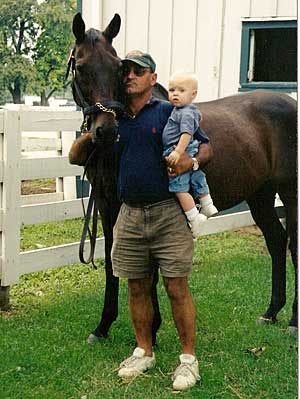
[0,0,76,104]
[32,0,76,105]
[0,225,297,398]
[0,0,38,103]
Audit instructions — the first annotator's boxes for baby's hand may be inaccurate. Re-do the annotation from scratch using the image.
[168,150,180,165]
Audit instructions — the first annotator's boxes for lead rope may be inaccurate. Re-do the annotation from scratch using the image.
[79,147,99,269]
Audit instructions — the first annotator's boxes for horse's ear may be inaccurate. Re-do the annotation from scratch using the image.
[103,14,121,43]
[73,13,86,43]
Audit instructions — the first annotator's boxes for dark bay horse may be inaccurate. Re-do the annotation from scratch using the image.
[68,13,297,343]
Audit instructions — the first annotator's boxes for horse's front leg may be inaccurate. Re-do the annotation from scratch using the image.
[87,198,120,343]
[151,265,162,346]
[87,231,119,343]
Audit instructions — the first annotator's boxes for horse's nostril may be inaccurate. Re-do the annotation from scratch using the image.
[96,126,103,137]
[91,126,103,144]
[92,124,117,146]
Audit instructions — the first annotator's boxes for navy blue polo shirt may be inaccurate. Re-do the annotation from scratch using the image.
[115,96,209,205]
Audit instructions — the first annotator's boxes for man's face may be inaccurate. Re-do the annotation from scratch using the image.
[122,62,157,96]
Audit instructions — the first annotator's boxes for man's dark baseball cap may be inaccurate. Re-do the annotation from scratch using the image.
[122,50,156,72]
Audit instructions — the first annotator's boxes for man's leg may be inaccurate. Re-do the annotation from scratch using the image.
[163,276,196,354]
[117,276,156,378]
[163,275,200,390]
[128,276,154,356]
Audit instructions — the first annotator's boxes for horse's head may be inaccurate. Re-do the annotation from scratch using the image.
[70,13,123,146]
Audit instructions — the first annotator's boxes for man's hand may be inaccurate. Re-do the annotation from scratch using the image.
[165,143,213,176]
[167,150,181,165]
[165,151,193,176]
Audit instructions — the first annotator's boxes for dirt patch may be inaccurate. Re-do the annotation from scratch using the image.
[21,179,56,195]
[234,225,263,236]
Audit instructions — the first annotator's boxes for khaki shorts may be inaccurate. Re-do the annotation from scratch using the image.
[111,198,194,279]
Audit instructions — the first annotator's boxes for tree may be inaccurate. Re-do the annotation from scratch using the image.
[0,0,39,103]
[33,0,76,105]
[0,0,76,105]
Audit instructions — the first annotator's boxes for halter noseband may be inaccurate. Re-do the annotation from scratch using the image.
[65,49,124,126]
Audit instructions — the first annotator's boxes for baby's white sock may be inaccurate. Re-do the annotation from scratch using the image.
[185,207,199,221]
[199,194,213,207]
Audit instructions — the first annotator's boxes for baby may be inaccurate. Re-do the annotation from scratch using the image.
[163,71,218,238]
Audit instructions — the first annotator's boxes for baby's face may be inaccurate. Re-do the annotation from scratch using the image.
[168,78,197,107]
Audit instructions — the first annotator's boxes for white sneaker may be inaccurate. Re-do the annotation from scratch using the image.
[172,354,201,391]
[118,347,155,378]
[199,203,218,217]
[189,213,207,239]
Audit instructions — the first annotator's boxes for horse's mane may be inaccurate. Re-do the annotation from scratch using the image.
[152,82,168,100]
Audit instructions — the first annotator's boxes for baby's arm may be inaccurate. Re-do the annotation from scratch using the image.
[168,133,191,165]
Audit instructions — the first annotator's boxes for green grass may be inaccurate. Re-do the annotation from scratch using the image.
[1,221,297,399]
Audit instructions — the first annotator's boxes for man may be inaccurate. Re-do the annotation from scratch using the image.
[110,50,212,391]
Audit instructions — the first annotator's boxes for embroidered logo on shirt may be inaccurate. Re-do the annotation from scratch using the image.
[152,127,157,134]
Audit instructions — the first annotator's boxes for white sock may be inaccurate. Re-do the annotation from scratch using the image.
[199,194,213,207]
[185,207,199,221]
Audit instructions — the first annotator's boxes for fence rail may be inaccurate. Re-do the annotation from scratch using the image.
[0,107,283,289]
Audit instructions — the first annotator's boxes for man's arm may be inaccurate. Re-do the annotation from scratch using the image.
[68,132,94,166]
[165,142,213,176]
[195,141,213,168]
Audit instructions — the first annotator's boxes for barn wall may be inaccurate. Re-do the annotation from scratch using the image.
[80,0,296,101]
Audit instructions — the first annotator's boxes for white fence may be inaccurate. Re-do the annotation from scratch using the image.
[0,107,105,286]
[0,107,281,287]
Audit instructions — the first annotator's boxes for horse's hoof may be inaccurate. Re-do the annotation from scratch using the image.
[257,316,276,325]
[287,326,298,335]
[87,333,101,344]
[87,331,108,344]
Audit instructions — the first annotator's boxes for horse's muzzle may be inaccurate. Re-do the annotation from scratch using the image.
[92,122,118,147]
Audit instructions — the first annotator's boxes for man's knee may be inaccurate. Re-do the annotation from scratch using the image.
[128,276,153,298]
[163,276,189,301]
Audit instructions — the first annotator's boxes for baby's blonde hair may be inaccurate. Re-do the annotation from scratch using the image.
[169,71,198,90]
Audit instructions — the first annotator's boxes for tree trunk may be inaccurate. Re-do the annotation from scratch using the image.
[0,285,10,311]
[10,83,22,104]
[40,91,49,106]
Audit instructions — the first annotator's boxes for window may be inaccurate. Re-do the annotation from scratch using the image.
[239,19,297,92]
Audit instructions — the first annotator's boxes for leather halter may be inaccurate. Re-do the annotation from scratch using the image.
[65,49,124,124]
[65,49,124,268]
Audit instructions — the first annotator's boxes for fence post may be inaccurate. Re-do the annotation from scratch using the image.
[0,111,9,309]
[75,131,90,198]
[56,130,64,196]
[0,109,21,288]
[61,130,77,200]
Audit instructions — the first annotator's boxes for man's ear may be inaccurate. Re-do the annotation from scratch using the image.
[151,73,158,86]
